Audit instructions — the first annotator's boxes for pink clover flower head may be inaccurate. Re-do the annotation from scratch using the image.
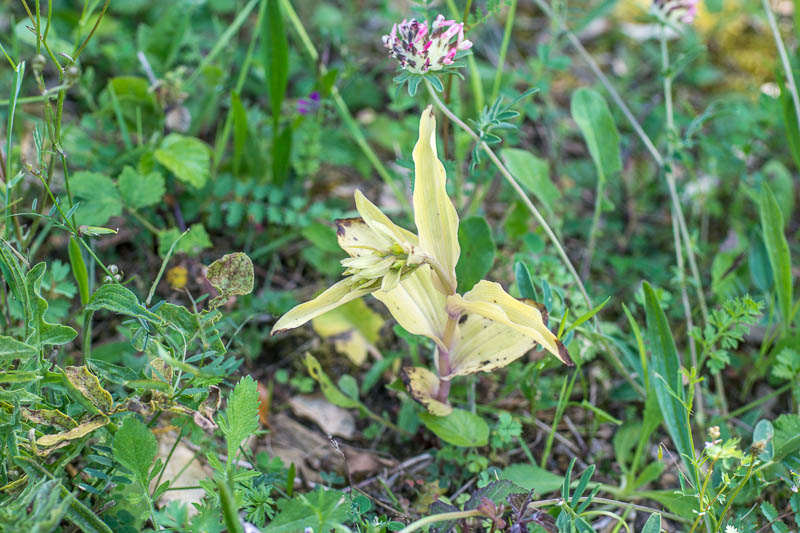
[653,0,700,24]
[382,14,472,74]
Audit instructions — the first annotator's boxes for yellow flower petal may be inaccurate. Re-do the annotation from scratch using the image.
[373,265,448,348]
[335,217,393,257]
[401,366,452,416]
[446,314,537,378]
[354,190,419,246]
[446,280,572,365]
[271,279,373,335]
[412,106,460,294]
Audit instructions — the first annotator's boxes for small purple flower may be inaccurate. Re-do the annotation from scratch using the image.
[381,14,472,74]
[297,91,321,115]
[653,0,700,24]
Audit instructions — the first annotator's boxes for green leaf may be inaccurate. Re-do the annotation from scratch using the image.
[263,0,289,123]
[265,488,348,533]
[118,166,165,209]
[25,263,78,346]
[500,463,565,495]
[272,125,292,184]
[773,414,800,461]
[303,353,360,408]
[87,284,162,323]
[70,171,123,226]
[231,91,248,175]
[759,183,793,326]
[219,376,260,467]
[113,415,157,491]
[154,134,210,189]
[501,148,561,214]
[419,408,489,447]
[514,261,538,300]
[455,216,496,293]
[643,282,696,485]
[641,513,661,533]
[206,252,255,309]
[570,88,622,182]
[68,237,90,306]
[753,419,775,462]
[0,335,37,360]
[158,224,212,257]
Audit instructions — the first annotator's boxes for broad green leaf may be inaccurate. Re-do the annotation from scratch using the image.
[86,284,162,323]
[514,260,538,300]
[501,148,561,214]
[206,252,254,308]
[231,91,248,175]
[65,366,114,413]
[748,231,773,292]
[643,282,696,485]
[158,223,212,257]
[641,513,661,533]
[154,134,210,188]
[570,88,621,182]
[419,408,489,447]
[759,183,793,326]
[501,463,565,495]
[456,215,496,293]
[219,376,260,467]
[112,415,157,491]
[118,166,165,209]
[464,480,526,510]
[0,335,37,360]
[773,414,800,461]
[69,171,123,226]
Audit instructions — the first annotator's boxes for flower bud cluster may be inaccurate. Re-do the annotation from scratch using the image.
[652,0,699,24]
[340,243,423,292]
[382,14,472,74]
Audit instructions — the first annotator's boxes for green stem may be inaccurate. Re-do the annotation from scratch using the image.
[490,0,517,102]
[582,175,605,278]
[762,0,800,139]
[712,458,756,533]
[280,0,413,219]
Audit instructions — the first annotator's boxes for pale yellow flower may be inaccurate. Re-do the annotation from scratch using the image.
[271,106,571,414]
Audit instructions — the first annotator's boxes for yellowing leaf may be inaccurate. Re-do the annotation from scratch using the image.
[311,298,384,366]
[65,366,114,413]
[412,106,460,294]
[36,414,109,449]
[21,407,77,429]
[401,366,452,416]
[206,252,254,309]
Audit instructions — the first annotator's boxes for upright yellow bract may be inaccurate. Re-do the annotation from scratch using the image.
[271,105,572,415]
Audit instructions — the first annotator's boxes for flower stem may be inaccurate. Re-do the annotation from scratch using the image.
[490,0,518,102]
[762,0,800,140]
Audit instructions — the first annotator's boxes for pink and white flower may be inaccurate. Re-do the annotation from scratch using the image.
[382,14,473,74]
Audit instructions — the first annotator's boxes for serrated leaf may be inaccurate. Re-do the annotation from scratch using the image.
[118,166,165,209]
[774,414,800,461]
[70,171,124,226]
[154,134,210,189]
[419,408,489,447]
[265,488,348,533]
[220,376,259,467]
[112,415,157,491]
[158,224,212,257]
